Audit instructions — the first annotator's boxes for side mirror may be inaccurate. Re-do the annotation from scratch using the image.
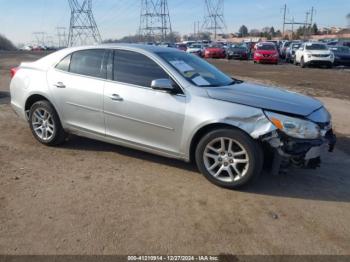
[151,79,175,93]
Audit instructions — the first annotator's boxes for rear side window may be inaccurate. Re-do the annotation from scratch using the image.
[113,50,169,87]
[69,49,106,78]
[55,55,71,72]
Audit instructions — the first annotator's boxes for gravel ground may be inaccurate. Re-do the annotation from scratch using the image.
[0,52,350,255]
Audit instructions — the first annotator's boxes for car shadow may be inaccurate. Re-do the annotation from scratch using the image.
[63,135,197,172]
[62,135,350,203]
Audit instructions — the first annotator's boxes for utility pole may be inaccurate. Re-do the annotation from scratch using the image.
[309,7,316,35]
[139,0,172,43]
[282,4,287,37]
[67,0,102,47]
[202,0,226,41]
[303,11,310,40]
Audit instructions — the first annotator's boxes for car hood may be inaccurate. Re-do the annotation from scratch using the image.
[205,82,323,117]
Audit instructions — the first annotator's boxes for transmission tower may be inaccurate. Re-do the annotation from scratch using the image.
[33,32,47,46]
[139,0,172,42]
[57,27,68,48]
[67,0,102,47]
[202,0,226,40]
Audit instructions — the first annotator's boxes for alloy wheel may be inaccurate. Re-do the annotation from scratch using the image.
[31,108,55,141]
[203,137,250,183]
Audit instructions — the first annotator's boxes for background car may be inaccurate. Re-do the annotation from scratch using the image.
[285,42,302,63]
[280,41,291,59]
[295,42,334,68]
[226,44,249,60]
[186,43,205,57]
[204,45,226,59]
[253,42,279,64]
[330,46,350,66]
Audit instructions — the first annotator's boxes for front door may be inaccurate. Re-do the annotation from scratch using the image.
[103,49,186,156]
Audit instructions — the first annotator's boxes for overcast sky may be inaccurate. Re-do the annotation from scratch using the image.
[0,0,349,44]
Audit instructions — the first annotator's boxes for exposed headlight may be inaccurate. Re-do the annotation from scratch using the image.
[265,111,321,139]
[330,53,334,59]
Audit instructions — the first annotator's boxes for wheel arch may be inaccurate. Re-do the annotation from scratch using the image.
[188,123,250,163]
[25,94,61,122]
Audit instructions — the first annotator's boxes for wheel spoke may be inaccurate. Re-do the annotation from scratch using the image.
[220,138,225,151]
[208,145,219,153]
[209,161,219,171]
[227,166,236,181]
[214,166,225,177]
[232,164,242,177]
[235,159,248,164]
[205,152,218,159]
[233,150,246,157]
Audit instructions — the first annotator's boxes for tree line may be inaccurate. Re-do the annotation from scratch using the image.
[0,34,16,51]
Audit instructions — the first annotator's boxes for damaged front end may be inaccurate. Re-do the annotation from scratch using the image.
[260,107,336,174]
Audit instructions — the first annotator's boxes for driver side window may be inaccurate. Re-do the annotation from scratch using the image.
[113,50,169,88]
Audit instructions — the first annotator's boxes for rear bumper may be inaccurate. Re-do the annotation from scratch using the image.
[11,101,27,120]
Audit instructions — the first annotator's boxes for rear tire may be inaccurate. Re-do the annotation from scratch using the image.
[195,128,263,189]
[29,100,66,146]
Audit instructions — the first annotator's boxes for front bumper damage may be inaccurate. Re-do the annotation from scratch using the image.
[262,129,336,174]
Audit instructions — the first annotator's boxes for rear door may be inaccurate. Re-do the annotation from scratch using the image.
[103,49,186,156]
[47,49,108,135]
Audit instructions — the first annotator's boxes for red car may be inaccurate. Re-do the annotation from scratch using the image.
[204,45,226,59]
[254,42,279,64]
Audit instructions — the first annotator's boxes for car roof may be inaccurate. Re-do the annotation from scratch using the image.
[65,43,180,54]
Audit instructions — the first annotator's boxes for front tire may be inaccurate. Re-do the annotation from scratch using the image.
[195,129,263,189]
[300,57,306,68]
[29,100,66,146]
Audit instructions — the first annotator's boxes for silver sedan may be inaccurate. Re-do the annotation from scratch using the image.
[10,44,336,188]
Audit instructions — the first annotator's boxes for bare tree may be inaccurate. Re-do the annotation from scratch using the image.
[0,34,16,51]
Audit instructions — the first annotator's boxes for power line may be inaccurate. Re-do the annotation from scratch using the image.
[67,0,102,46]
[202,0,226,40]
[139,0,172,42]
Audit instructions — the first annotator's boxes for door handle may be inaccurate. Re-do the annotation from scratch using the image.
[54,82,66,88]
[109,94,124,102]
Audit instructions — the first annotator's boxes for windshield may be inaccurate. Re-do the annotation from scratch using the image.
[190,44,202,49]
[257,45,276,51]
[305,44,328,50]
[157,51,234,87]
[292,44,301,49]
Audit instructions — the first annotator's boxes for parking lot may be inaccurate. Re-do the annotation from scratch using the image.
[1,51,350,255]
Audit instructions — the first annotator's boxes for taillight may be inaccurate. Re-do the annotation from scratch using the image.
[10,67,19,79]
